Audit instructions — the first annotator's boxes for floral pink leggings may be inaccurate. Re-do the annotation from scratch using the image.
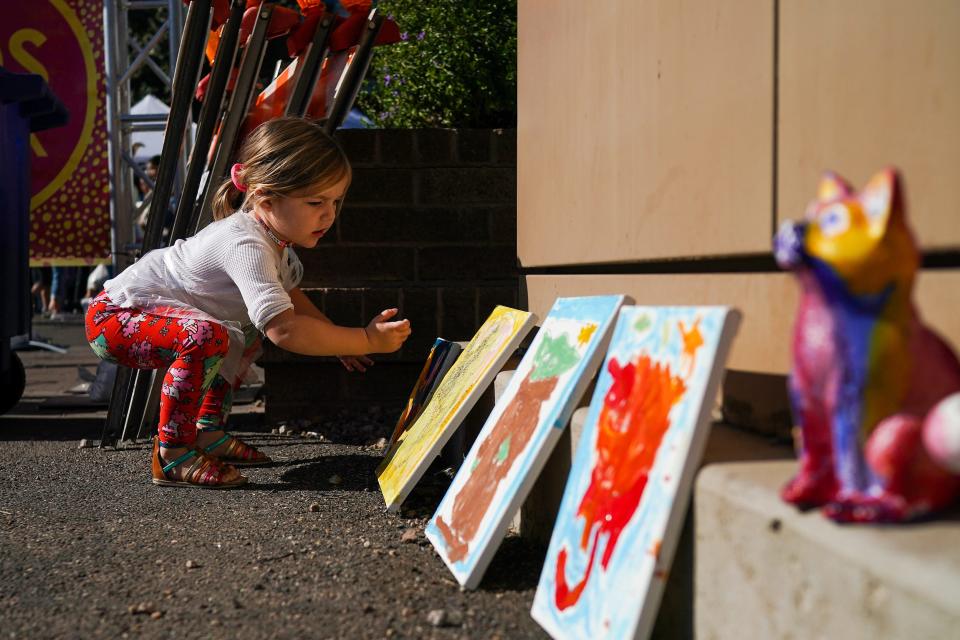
[84,291,238,448]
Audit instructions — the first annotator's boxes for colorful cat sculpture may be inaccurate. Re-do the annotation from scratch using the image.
[774,168,960,522]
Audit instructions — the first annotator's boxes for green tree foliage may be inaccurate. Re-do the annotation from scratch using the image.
[128,9,172,103]
[355,0,517,128]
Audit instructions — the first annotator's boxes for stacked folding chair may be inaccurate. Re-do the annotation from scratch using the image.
[101,0,399,448]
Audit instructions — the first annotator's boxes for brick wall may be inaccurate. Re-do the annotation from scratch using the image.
[261,128,519,422]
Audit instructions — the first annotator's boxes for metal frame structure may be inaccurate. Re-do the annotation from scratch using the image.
[101,0,213,449]
[103,0,195,275]
[99,3,386,448]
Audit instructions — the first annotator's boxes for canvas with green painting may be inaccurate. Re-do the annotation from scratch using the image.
[426,296,628,589]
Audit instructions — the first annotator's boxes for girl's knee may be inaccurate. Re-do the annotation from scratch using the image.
[179,319,230,357]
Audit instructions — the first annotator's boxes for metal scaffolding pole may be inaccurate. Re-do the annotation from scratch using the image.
[103,0,193,276]
[101,0,196,448]
[97,2,388,448]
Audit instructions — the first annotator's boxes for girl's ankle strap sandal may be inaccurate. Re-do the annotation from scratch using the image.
[151,437,247,489]
[198,427,271,466]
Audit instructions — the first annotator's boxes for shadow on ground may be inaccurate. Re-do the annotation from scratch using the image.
[267,454,382,492]
[0,404,104,441]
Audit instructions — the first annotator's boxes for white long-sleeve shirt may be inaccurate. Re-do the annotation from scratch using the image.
[104,210,303,380]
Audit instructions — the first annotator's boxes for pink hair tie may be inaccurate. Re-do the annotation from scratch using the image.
[230,163,247,192]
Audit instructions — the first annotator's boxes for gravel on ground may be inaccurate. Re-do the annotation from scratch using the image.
[0,422,548,639]
[1,316,549,639]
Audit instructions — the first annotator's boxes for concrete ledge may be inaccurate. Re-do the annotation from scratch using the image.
[695,461,960,640]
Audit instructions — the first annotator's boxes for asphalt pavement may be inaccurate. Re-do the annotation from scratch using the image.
[0,316,547,639]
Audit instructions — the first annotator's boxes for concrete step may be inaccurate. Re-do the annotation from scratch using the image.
[695,461,960,640]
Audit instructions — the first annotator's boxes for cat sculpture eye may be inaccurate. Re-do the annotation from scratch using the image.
[817,204,849,237]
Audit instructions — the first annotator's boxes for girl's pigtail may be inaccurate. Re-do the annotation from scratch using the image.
[211,178,245,221]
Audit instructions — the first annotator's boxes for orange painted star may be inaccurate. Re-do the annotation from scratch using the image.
[678,318,704,371]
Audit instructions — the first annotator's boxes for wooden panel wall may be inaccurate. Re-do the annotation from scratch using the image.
[517,0,774,266]
[518,1,960,376]
[778,0,960,247]
[526,272,960,375]
[526,274,796,372]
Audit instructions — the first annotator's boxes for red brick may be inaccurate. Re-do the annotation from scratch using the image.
[361,287,401,321]
[298,246,416,286]
[493,128,516,165]
[348,167,415,205]
[335,129,378,165]
[419,168,516,205]
[398,287,439,358]
[379,129,416,165]
[488,206,517,244]
[263,363,344,421]
[339,206,480,244]
[440,287,477,342]
[478,285,521,322]
[416,129,456,164]
[341,362,424,404]
[417,246,518,281]
[456,129,493,163]
[322,288,363,326]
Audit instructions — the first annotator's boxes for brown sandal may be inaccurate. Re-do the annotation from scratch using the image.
[200,428,271,466]
[151,437,248,489]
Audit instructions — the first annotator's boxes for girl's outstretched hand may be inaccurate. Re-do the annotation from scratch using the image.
[365,308,411,353]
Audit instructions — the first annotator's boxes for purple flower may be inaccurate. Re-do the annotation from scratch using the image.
[417,30,425,40]
[400,31,408,41]
[384,74,392,86]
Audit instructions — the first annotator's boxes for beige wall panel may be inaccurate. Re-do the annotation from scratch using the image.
[526,270,960,374]
[915,271,960,355]
[517,0,774,267]
[526,273,797,373]
[778,1,960,248]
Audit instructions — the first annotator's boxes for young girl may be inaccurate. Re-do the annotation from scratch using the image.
[85,117,411,488]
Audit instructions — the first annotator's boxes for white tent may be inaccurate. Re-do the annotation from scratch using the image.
[129,94,196,162]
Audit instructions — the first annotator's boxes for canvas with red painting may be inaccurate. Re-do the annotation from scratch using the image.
[531,306,740,640]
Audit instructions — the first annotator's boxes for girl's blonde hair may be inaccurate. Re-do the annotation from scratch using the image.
[212,117,352,220]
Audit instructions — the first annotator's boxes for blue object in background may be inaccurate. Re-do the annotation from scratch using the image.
[339,107,374,129]
[0,67,68,413]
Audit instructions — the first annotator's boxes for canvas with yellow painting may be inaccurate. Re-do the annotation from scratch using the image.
[426,296,627,589]
[377,306,537,512]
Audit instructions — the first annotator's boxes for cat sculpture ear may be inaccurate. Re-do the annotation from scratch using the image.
[860,168,902,229]
[817,171,854,203]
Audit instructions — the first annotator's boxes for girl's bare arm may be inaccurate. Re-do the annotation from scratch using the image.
[265,304,410,356]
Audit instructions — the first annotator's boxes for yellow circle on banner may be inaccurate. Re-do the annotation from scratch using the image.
[29,0,98,210]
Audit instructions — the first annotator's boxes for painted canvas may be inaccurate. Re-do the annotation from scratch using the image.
[531,306,740,640]
[377,306,537,512]
[386,339,463,451]
[426,296,627,589]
